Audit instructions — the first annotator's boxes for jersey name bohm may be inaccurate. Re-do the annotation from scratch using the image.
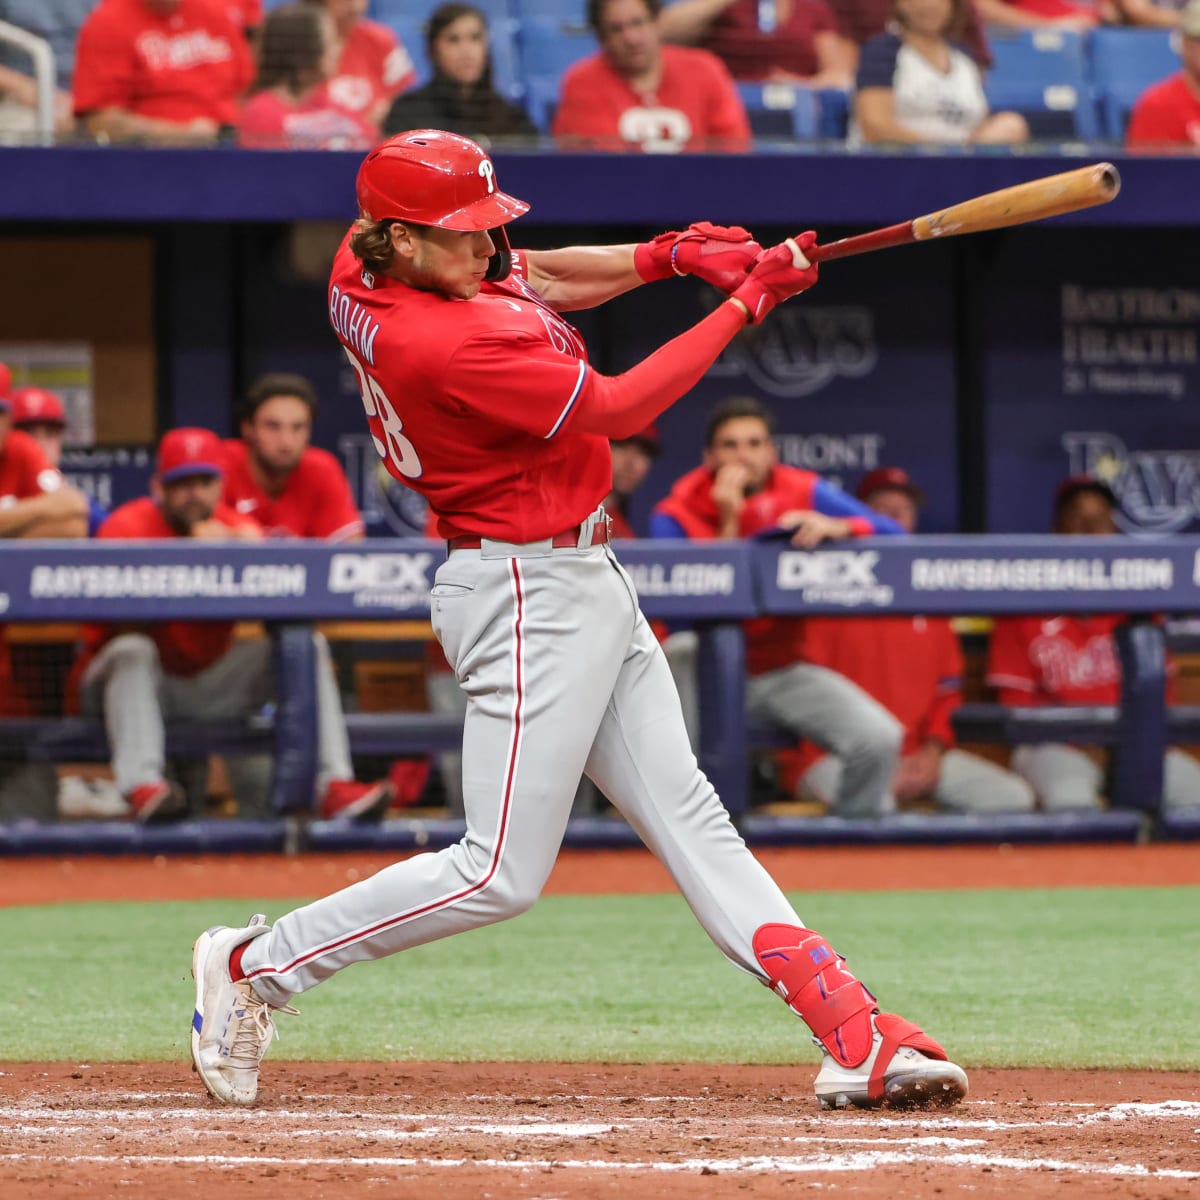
[329,286,381,366]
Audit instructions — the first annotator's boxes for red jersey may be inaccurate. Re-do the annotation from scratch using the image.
[0,431,64,717]
[324,19,416,122]
[75,497,260,681]
[73,0,253,125]
[1126,74,1200,148]
[702,0,838,81]
[0,428,63,504]
[328,237,611,543]
[985,614,1178,707]
[654,464,874,675]
[1005,0,1098,18]
[237,89,376,149]
[553,46,751,152]
[221,439,364,540]
[801,615,962,755]
[228,0,260,29]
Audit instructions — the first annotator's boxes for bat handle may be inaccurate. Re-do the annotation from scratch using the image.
[806,221,917,264]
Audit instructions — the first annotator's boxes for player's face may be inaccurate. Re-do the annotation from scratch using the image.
[244,396,313,476]
[157,474,222,533]
[433,13,488,86]
[703,417,777,494]
[394,224,497,300]
[865,487,918,533]
[1056,491,1118,536]
[610,441,653,497]
[895,0,955,36]
[598,0,660,78]
[19,422,64,469]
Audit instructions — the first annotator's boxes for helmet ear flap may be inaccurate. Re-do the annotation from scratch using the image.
[485,225,513,282]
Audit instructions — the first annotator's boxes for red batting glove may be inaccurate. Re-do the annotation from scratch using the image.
[729,231,820,324]
[633,221,764,294]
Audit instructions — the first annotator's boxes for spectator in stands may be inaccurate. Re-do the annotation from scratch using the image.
[787,467,1035,814]
[553,0,752,152]
[73,0,254,145]
[0,363,90,821]
[382,3,536,144]
[659,0,857,87]
[853,0,1029,144]
[1112,0,1191,28]
[973,0,1099,31]
[986,476,1200,812]
[650,396,906,817]
[0,0,92,138]
[606,423,661,537]
[238,3,375,150]
[302,0,416,132]
[829,0,992,66]
[9,385,109,535]
[73,427,394,822]
[1126,0,1200,146]
[221,372,364,540]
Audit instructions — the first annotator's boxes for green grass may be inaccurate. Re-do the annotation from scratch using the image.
[0,887,1195,1069]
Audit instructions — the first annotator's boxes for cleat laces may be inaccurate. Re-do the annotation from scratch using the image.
[228,986,298,1070]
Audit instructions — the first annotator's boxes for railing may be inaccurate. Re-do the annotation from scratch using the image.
[0,21,55,146]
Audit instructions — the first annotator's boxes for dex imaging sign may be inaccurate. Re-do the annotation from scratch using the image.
[328,552,435,610]
[775,550,894,608]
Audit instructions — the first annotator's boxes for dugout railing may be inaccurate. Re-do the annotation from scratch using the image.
[0,536,1198,854]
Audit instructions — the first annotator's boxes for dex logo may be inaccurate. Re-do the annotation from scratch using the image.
[329,553,433,593]
[777,551,880,590]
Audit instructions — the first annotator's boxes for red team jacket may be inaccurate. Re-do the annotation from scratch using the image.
[327,237,611,542]
[653,464,876,676]
[986,614,1178,707]
[73,0,254,126]
[220,439,364,540]
[70,499,262,699]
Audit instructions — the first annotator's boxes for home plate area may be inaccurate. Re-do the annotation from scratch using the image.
[1,1063,1198,1199]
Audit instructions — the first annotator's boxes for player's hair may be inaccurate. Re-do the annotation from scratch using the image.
[587,0,661,35]
[349,218,398,273]
[705,396,775,447]
[252,3,327,95]
[242,373,320,423]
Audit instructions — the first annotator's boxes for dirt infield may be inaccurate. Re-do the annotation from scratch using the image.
[1,1062,1197,1199]
[2,843,1198,1197]
[3,841,1199,907]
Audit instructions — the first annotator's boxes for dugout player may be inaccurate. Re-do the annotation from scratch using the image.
[651,396,907,815]
[190,129,968,1113]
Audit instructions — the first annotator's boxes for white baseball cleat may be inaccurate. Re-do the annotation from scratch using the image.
[190,913,295,1106]
[814,1013,968,1111]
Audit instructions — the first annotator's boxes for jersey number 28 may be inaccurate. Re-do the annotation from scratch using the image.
[345,350,423,479]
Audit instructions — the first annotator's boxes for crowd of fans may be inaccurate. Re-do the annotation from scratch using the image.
[0,0,1197,149]
[2,361,1198,825]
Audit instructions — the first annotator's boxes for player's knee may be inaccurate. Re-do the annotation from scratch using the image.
[844,709,903,761]
[105,633,161,673]
[995,774,1036,814]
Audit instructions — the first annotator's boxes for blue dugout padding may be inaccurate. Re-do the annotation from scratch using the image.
[1,535,1198,852]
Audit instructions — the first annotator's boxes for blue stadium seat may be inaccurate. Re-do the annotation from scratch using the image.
[514,0,588,25]
[1089,28,1181,140]
[737,82,819,140]
[983,29,1098,142]
[815,87,849,140]
[517,17,595,84]
[523,73,562,133]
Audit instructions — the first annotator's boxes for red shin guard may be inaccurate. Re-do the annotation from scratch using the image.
[752,924,878,1068]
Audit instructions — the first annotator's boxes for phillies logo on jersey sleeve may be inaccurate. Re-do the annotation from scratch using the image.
[488,279,588,361]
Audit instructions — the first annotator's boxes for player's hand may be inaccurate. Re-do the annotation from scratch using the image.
[711,464,750,524]
[892,745,943,804]
[778,509,851,549]
[729,232,819,324]
[634,222,763,294]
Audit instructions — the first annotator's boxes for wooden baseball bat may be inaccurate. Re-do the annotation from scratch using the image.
[806,162,1121,264]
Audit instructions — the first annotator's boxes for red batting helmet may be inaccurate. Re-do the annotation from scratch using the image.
[355,129,530,281]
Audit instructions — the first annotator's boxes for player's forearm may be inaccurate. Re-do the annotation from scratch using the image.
[657,0,733,42]
[523,246,643,311]
[0,490,87,539]
[82,108,217,145]
[573,300,747,439]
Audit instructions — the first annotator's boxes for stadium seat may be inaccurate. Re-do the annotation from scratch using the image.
[737,83,819,140]
[1089,28,1181,140]
[514,0,588,26]
[517,17,595,84]
[815,87,849,140]
[522,73,562,133]
[983,29,1098,142]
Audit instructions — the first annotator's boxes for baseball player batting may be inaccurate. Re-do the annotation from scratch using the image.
[190,130,968,1112]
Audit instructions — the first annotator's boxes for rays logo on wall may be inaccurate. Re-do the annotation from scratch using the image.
[707,306,878,397]
[1063,431,1200,534]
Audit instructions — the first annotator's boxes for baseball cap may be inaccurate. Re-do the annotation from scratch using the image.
[156,427,225,482]
[1183,0,1200,37]
[1053,474,1118,514]
[0,362,11,411]
[614,423,662,457]
[10,386,66,428]
[856,466,924,505]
